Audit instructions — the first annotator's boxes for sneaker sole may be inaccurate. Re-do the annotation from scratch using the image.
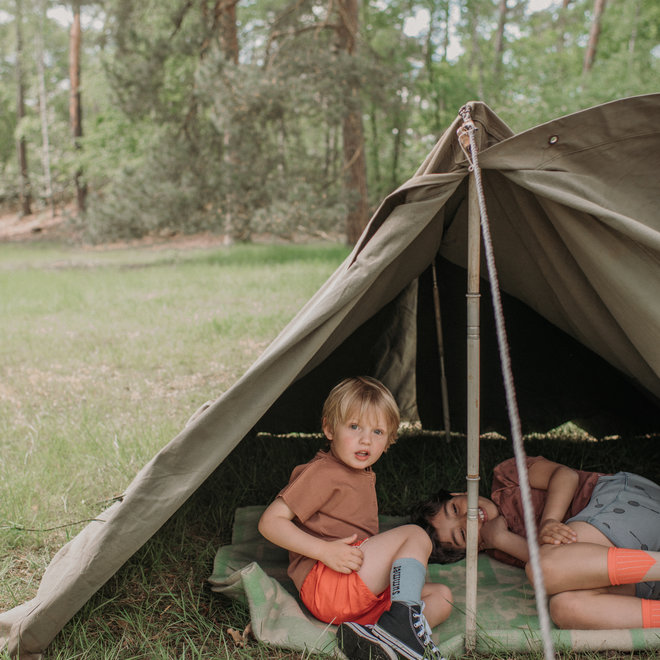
[371,625,424,660]
[337,622,399,660]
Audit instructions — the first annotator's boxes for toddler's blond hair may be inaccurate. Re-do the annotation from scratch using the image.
[321,376,399,447]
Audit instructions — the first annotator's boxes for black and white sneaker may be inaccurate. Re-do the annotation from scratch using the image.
[336,621,399,660]
[372,602,442,660]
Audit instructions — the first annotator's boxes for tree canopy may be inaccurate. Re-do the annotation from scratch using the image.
[1,0,659,242]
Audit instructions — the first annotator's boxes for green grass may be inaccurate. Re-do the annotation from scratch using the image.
[0,239,658,659]
[0,240,349,641]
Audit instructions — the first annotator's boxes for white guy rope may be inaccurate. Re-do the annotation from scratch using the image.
[457,105,556,660]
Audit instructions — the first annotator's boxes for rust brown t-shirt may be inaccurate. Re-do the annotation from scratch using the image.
[278,450,379,591]
[488,456,606,568]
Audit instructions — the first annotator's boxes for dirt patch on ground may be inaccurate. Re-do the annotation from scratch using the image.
[0,207,234,251]
[0,207,73,241]
[0,207,339,250]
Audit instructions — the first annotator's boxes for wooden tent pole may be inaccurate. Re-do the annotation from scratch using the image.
[465,173,481,651]
[431,260,451,442]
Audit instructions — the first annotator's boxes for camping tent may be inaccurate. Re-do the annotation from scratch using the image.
[2,94,660,658]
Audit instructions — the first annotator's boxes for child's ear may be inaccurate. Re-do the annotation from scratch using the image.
[322,417,333,441]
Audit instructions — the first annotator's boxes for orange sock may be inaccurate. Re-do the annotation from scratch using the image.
[607,547,655,585]
[641,599,660,629]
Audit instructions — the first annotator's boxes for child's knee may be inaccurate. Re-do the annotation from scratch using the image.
[401,524,433,554]
[423,582,454,626]
[423,581,452,602]
[527,545,562,594]
[548,591,580,628]
[436,583,453,604]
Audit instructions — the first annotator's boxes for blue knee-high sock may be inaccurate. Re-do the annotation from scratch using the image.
[390,557,425,606]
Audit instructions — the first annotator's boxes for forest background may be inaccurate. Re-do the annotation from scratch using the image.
[1,0,659,245]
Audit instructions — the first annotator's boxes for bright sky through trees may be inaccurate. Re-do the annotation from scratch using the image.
[403,0,560,60]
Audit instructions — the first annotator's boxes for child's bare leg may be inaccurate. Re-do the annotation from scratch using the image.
[529,522,660,594]
[421,582,453,627]
[549,587,641,629]
[532,542,611,593]
[338,526,451,660]
[358,524,433,595]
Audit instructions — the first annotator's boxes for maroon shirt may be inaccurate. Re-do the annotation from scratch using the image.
[488,456,606,567]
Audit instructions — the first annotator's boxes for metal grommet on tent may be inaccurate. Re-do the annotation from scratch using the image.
[548,135,559,145]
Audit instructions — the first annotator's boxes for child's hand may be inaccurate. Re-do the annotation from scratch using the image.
[321,534,364,573]
[538,518,577,546]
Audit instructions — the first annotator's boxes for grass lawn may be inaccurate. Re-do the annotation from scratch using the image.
[1,238,658,660]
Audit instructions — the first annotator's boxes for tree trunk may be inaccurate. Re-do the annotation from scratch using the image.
[556,0,571,52]
[215,0,239,64]
[37,0,55,217]
[335,0,369,245]
[440,0,450,63]
[423,0,444,130]
[342,103,369,244]
[627,0,641,67]
[211,0,244,239]
[390,124,401,191]
[467,0,485,100]
[368,102,381,192]
[493,0,507,78]
[69,2,87,213]
[15,0,32,216]
[583,0,606,74]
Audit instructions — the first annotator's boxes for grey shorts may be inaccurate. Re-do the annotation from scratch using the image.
[566,471,660,599]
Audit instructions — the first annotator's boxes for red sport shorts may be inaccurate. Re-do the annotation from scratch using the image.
[300,552,391,625]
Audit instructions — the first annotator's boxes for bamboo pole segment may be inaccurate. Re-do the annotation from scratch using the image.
[465,173,481,651]
[431,260,451,442]
[457,102,555,659]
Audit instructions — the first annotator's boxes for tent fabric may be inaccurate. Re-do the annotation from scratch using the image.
[2,95,660,658]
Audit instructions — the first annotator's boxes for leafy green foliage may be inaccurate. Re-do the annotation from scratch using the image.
[1,0,659,237]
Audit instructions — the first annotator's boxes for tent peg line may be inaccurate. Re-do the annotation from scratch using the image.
[457,103,557,660]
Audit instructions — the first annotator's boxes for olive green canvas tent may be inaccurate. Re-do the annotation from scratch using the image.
[2,94,660,658]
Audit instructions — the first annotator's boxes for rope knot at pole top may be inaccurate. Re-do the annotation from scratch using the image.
[458,103,473,124]
[456,104,478,169]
